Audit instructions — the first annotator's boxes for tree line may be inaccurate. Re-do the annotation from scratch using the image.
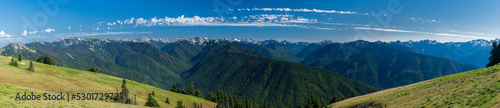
[488,41,500,67]
[167,83,343,108]
[8,54,35,72]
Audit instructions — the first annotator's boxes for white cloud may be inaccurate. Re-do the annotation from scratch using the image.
[237,8,367,15]
[124,17,135,24]
[354,27,414,33]
[21,28,56,36]
[44,28,55,33]
[21,30,28,36]
[354,27,494,39]
[95,15,318,30]
[68,26,71,30]
[249,14,317,24]
[0,31,12,37]
[409,17,439,23]
[52,32,151,38]
[29,30,38,34]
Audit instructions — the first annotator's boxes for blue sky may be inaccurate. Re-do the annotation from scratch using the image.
[0,0,499,46]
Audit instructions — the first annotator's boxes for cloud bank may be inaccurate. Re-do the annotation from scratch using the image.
[354,27,494,39]
[236,8,368,15]
[0,31,12,37]
[98,14,318,28]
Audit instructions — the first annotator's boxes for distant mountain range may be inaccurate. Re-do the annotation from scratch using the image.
[376,39,497,68]
[0,37,494,107]
[112,37,495,68]
[301,41,479,88]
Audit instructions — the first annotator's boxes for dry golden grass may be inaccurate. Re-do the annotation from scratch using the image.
[0,56,216,108]
[329,65,500,108]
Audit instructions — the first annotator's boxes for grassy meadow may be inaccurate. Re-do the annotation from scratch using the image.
[330,64,500,108]
[0,56,215,108]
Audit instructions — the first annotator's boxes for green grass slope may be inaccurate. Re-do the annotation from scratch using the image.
[182,42,380,107]
[1,38,192,89]
[301,42,479,88]
[330,65,500,108]
[0,56,215,108]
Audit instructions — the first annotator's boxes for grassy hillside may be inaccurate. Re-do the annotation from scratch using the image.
[330,65,500,108]
[182,42,380,107]
[302,42,479,88]
[1,38,192,89]
[0,56,215,107]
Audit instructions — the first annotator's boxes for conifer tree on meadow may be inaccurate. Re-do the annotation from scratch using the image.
[487,41,500,67]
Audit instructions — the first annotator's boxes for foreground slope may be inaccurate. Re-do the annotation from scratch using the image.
[183,42,380,107]
[302,41,479,88]
[330,65,500,108]
[1,38,191,89]
[0,56,215,107]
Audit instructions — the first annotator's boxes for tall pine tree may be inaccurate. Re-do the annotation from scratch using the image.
[195,89,202,98]
[29,61,35,72]
[487,41,500,67]
[9,57,18,67]
[175,100,186,108]
[304,95,325,108]
[187,82,195,95]
[145,91,160,107]
[18,53,23,62]
[165,97,170,104]
[171,84,180,93]
[205,92,216,102]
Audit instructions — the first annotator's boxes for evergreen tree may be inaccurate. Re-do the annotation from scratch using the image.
[245,98,252,108]
[18,53,22,62]
[114,79,132,104]
[214,89,264,108]
[487,41,500,67]
[170,84,180,93]
[187,82,195,95]
[29,61,35,72]
[88,67,99,73]
[193,102,202,108]
[329,95,336,104]
[205,92,216,102]
[180,87,186,94]
[145,91,160,107]
[128,78,135,81]
[304,95,324,108]
[195,89,202,98]
[175,100,186,108]
[165,97,170,104]
[37,55,56,65]
[9,57,18,67]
